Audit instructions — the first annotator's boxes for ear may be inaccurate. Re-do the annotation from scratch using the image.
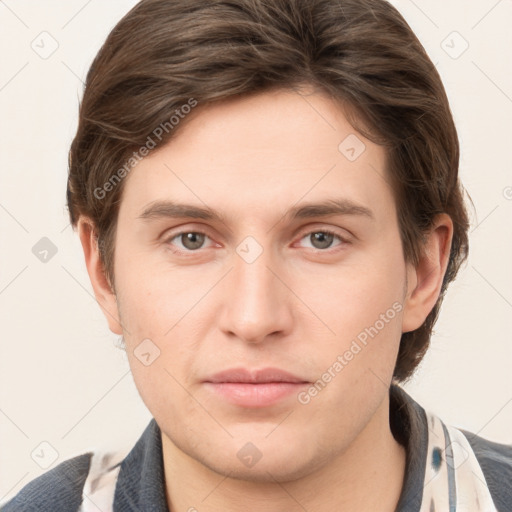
[77,217,123,335]
[401,213,454,333]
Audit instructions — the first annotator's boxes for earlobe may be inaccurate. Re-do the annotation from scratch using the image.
[401,214,453,333]
[77,217,123,335]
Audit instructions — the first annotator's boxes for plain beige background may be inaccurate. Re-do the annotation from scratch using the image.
[1,0,511,504]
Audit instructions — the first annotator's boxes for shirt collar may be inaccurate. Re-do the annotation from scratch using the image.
[391,384,428,512]
[114,417,169,511]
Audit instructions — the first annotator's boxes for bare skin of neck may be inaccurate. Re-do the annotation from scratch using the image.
[161,395,407,512]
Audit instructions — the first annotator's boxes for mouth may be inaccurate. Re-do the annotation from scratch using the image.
[203,367,310,408]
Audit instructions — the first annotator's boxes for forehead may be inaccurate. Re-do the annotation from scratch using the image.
[119,89,394,226]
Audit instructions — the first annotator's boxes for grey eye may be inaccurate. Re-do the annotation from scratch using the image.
[306,231,337,250]
[177,232,207,250]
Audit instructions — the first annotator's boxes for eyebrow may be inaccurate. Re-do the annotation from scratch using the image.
[137,198,375,224]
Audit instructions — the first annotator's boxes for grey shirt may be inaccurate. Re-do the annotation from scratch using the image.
[2,385,511,511]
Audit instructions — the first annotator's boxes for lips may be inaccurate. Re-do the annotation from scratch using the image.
[205,367,308,384]
[203,367,309,408]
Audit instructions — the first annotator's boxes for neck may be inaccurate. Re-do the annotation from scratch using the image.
[161,393,406,512]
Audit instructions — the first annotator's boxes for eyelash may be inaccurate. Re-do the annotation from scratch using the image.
[164,228,350,256]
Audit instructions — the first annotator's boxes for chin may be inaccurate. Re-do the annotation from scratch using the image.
[193,441,329,484]
[206,458,312,484]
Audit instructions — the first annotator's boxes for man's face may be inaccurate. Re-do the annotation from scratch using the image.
[112,88,409,481]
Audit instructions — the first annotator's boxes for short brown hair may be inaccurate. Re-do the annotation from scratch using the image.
[67,0,470,382]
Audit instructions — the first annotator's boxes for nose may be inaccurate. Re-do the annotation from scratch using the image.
[218,243,293,345]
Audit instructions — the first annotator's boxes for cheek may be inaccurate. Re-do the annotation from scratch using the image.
[116,276,202,424]
[303,249,404,333]
[297,241,406,376]
[127,353,202,441]
[114,245,208,338]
